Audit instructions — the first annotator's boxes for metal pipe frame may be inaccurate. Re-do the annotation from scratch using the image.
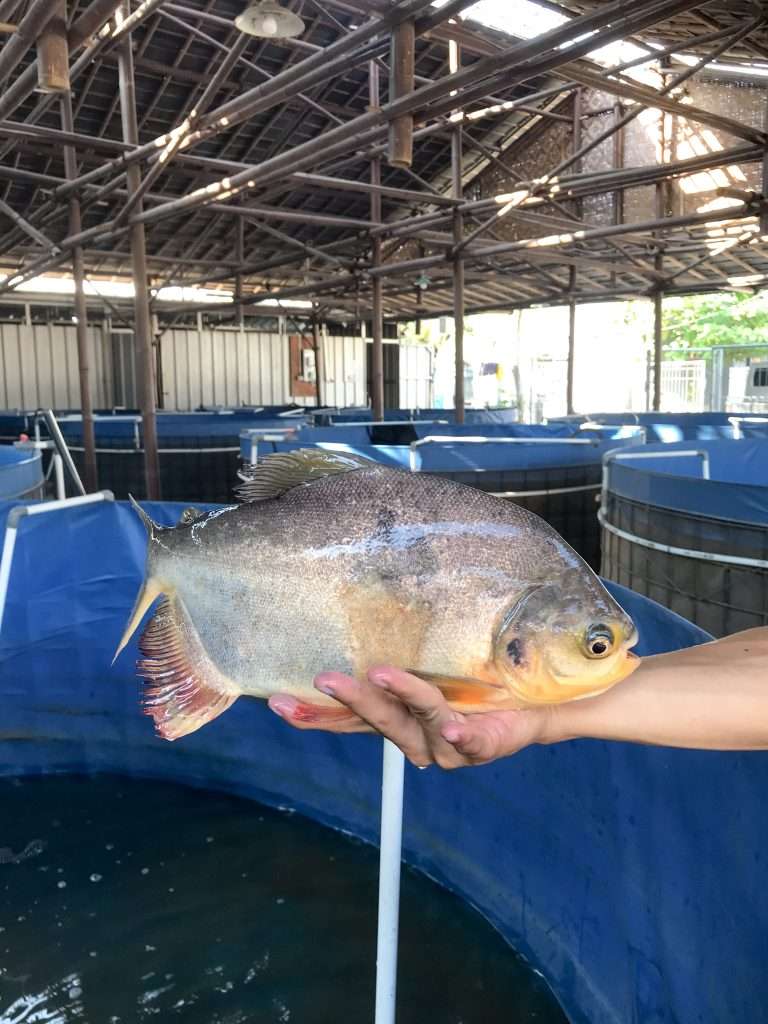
[370,60,385,421]
[117,0,160,500]
[0,0,766,403]
[61,88,98,493]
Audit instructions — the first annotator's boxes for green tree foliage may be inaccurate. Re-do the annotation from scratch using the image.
[663,291,768,361]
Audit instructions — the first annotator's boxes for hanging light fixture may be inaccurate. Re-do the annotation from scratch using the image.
[235,0,305,39]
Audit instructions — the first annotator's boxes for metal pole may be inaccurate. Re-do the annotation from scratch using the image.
[388,19,415,169]
[61,91,97,493]
[450,40,465,426]
[653,286,663,413]
[117,0,160,499]
[36,0,69,93]
[370,60,385,420]
[567,267,576,416]
[236,216,244,328]
[0,0,60,85]
[42,410,85,495]
[311,314,323,409]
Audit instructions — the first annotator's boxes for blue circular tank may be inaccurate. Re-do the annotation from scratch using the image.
[600,439,768,635]
[0,445,44,500]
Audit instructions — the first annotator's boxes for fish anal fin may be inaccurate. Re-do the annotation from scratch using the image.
[237,448,376,503]
[411,672,508,712]
[138,597,239,741]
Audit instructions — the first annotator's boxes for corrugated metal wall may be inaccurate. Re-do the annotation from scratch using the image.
[161,328,371,410]
[320,331,366,409]
[160,328,290,409]
[0,322,110,409]
[398,342,432,408]
[0,321,431,412]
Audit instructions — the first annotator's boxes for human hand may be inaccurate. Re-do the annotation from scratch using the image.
[268,666,553,769]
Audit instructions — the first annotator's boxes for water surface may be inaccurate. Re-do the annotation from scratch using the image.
[0,775,567,1023]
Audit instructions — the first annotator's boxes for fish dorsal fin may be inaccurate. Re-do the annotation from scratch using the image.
[236,448,375,503]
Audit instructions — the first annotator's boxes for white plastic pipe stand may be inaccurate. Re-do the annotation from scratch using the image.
[374,739,406,1024]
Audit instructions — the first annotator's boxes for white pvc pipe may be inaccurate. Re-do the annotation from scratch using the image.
[53,453,66,501]
[0,525,19,637]
[375,738,406,1024]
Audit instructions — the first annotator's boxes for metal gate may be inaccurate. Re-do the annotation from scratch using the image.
[659,359,707,412]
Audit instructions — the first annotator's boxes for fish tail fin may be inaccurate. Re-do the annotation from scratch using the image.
[112,497,168,665]
[138,595,239,741]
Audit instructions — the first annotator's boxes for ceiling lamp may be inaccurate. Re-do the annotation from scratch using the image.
[235,1,305,38]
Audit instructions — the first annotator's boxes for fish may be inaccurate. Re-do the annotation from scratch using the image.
[115,449,640,741]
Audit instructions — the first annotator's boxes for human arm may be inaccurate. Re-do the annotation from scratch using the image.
[268,627,768,768]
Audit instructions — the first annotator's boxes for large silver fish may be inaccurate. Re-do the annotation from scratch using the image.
[115,450,639,740]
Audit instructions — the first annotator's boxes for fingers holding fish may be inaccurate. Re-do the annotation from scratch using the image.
[315,671,440,766]
[312,668,470,770]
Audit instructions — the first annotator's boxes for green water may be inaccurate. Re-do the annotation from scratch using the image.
[0,775,567,1023]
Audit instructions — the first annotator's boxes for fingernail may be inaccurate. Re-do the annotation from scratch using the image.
[314,674,338,697]
[269,697,296,718]
[368,670,391,689]
[442,725,462,744]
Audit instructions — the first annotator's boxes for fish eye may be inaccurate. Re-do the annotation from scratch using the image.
[584,624,614,659]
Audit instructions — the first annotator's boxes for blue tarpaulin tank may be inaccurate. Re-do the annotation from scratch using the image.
[552,411,768,442]
[1,497,765,1024]
[0,445,44,500]
[600,439,768,635]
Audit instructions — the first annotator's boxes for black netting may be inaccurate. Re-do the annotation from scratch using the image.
[71,438,241,504]
[601,493,768,637]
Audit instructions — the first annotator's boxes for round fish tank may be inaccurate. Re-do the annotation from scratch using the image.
[2,497,766,1023]
[553,411,768,442]
[600,439,768,637]
[55,409,306,503]
[0,444,44,500]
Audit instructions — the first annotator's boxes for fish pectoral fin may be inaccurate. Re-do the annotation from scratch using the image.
[236,448,375,503]
[409,672,507,710]
[138,596,239,742]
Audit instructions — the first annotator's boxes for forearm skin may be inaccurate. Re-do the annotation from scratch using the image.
[541,628,768,752]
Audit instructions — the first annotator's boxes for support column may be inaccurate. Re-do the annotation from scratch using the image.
[235,217,244,328]
[568,90,581,414]
[370,60,384,421]
[312,313,323,409]
[450,40,465,425]
[653,98,667,414]
[118,0,160,499]
[653,286,663,413]
[612,102,624,226]
[60,90,97,492]
[567,267,576,416]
